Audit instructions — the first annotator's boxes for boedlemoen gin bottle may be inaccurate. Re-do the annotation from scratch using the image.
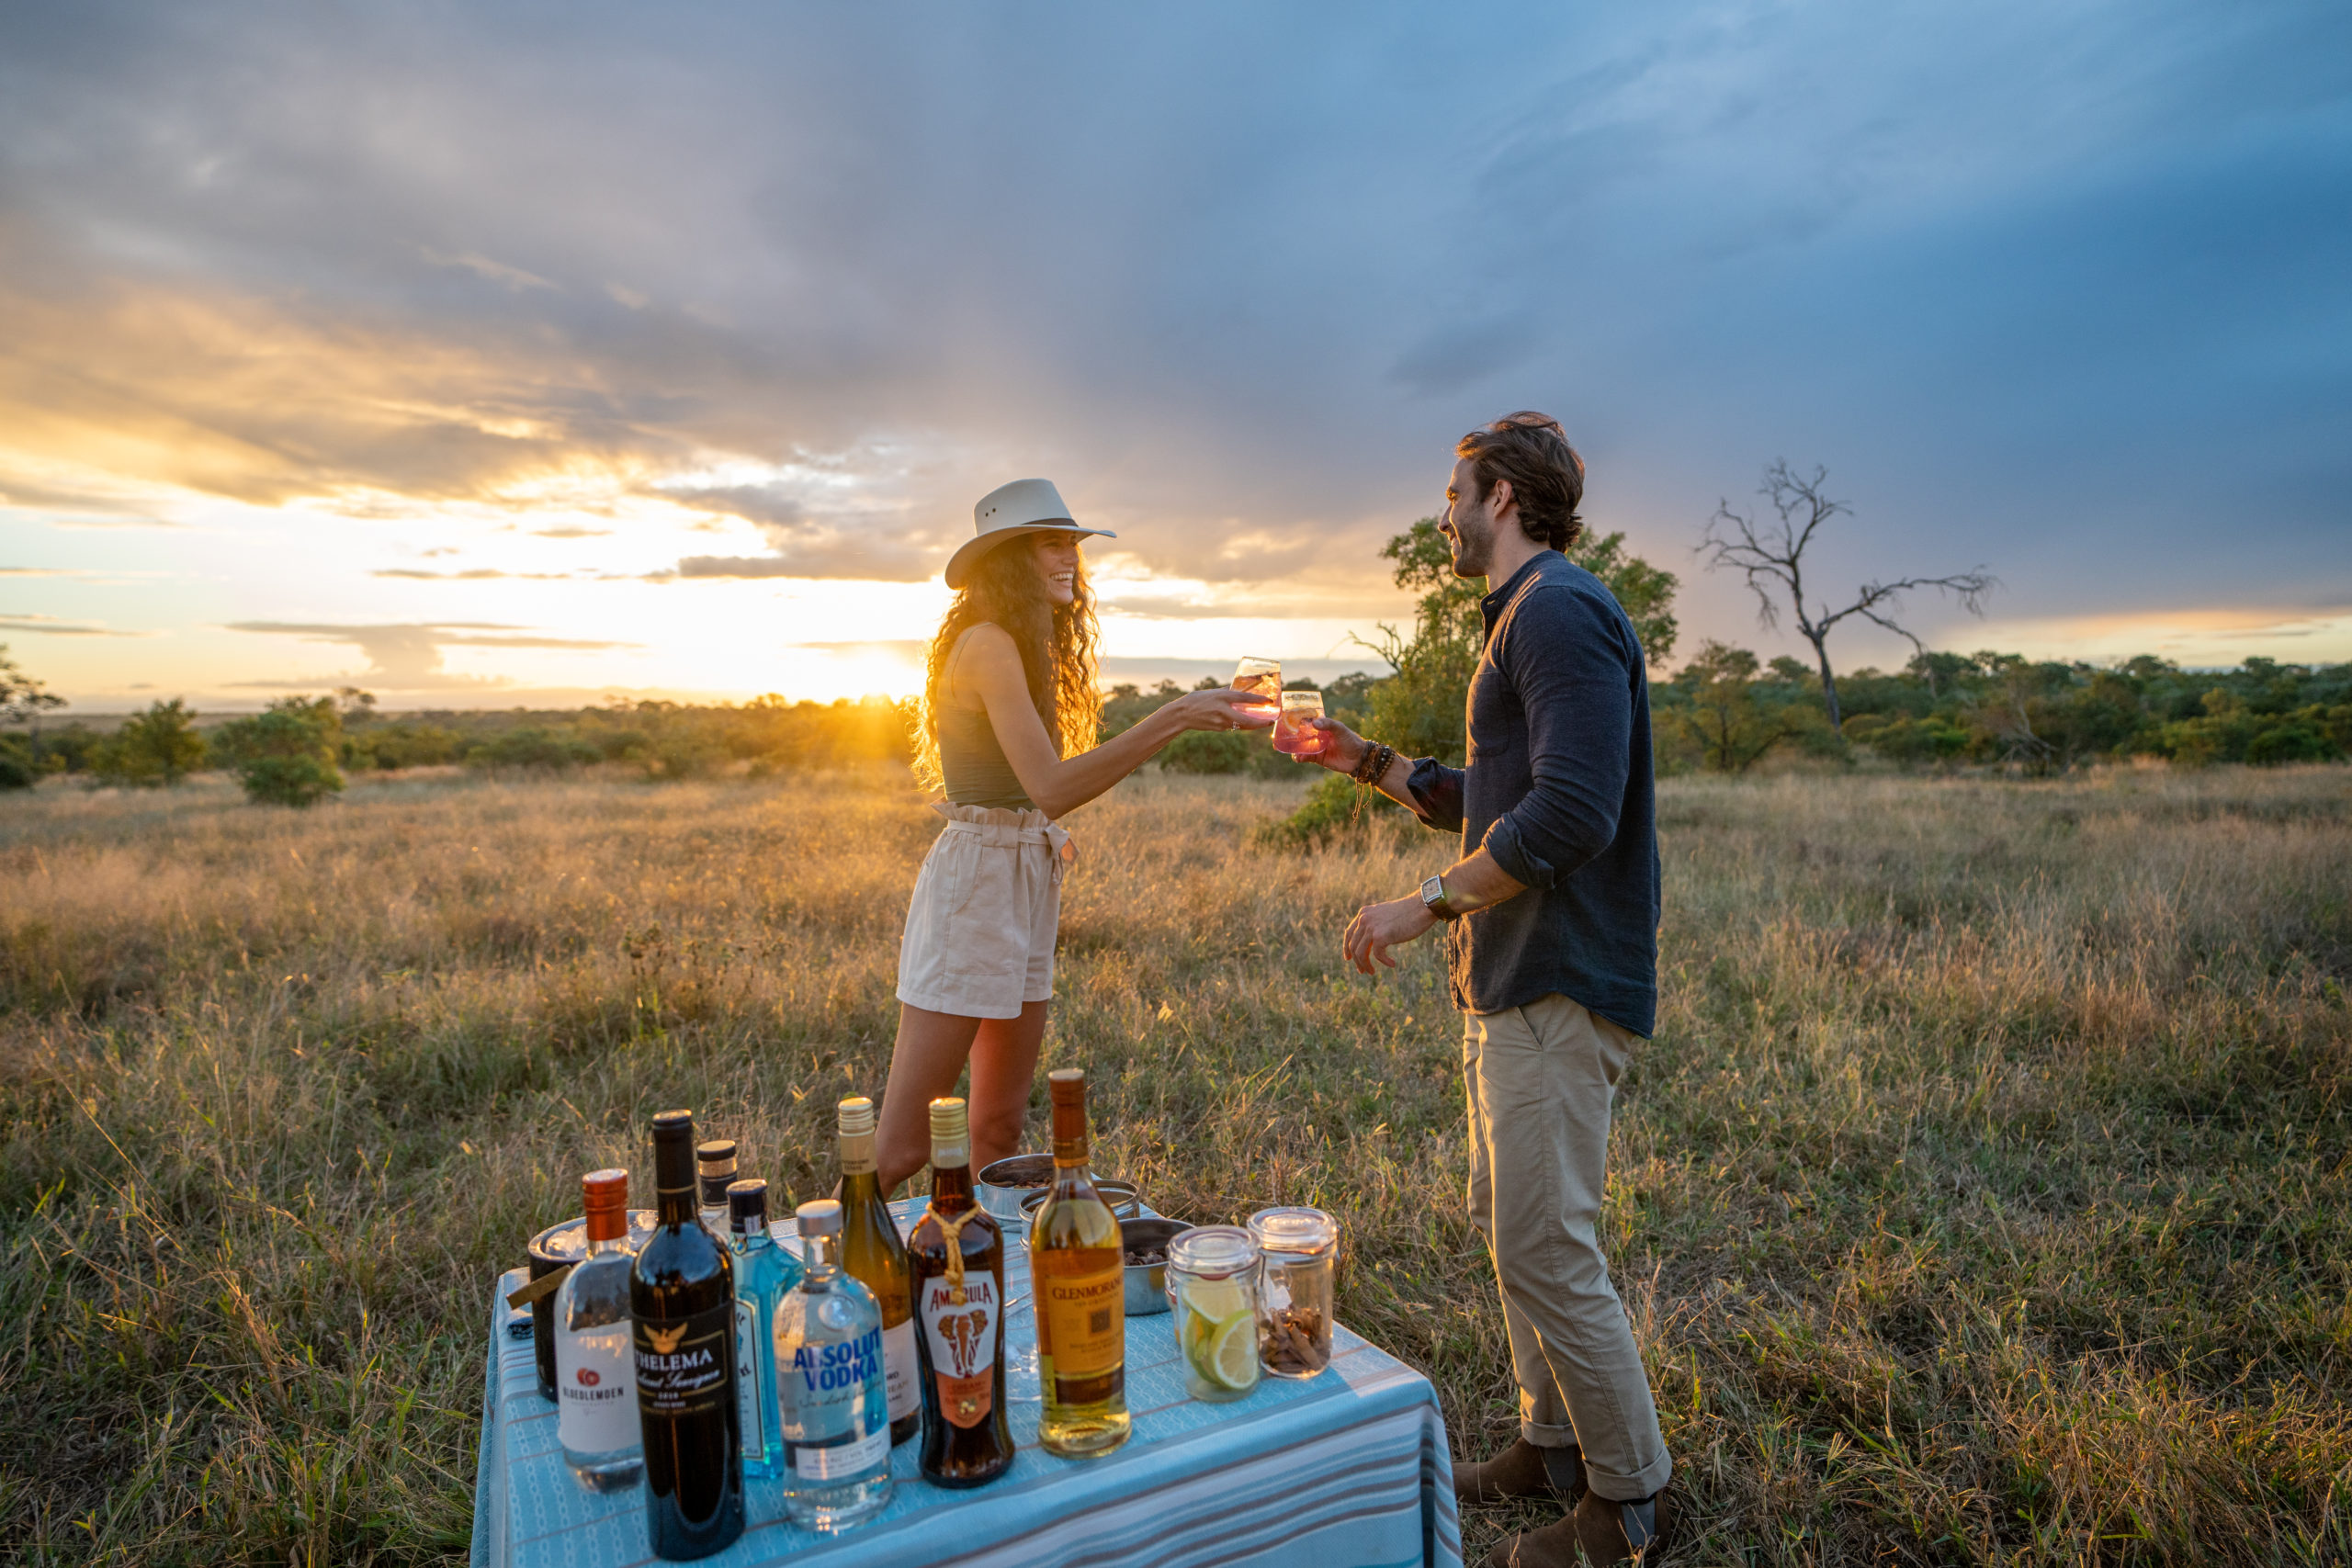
[727,1178,801,1479]
[773,1199,893,1532]
[553,1168,644,1493]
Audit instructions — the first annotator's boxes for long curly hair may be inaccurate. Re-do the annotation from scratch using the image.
[912,534,1102,795]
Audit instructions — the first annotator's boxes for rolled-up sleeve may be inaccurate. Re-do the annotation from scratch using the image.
[1477,587,1633,889]
[1404,757,1464,832]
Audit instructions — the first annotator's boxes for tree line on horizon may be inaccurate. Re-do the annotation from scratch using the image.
[5,458,2348,805]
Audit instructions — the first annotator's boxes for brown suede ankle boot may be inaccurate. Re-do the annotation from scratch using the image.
[1572,1487,1670,1564]
[1453,1438,1586,1506]
[1482,1487,1668,1567]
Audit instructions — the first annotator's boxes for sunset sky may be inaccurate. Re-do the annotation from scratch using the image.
[3,3,2347,709]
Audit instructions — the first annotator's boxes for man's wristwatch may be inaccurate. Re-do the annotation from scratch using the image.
[1420,874,1464,921]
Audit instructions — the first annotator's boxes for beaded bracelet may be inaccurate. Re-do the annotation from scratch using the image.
[1352,741,1396,785]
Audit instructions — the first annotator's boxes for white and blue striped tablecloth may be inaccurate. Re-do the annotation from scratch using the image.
[472,1201,1462,1568]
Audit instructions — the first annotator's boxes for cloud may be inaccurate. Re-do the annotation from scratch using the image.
[0,0,2345,671]
[0,612,151,636]
[418,247,558,292]
[225,620,639,690]
[530,525,610,537]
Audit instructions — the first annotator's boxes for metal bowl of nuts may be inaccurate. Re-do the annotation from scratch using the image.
[1020,1180,1141,1232]
[1118,1218,1189,1316]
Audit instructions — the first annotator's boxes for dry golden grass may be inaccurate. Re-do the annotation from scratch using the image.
[2,762,2349,1564]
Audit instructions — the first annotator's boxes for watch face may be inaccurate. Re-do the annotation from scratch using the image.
[1422,875,1444,904]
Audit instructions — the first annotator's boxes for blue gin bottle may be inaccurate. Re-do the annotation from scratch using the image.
[727,1179,802,1479]
[774,1199,893,1532]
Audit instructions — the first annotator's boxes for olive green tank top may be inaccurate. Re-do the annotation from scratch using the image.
[937,626,1035,810]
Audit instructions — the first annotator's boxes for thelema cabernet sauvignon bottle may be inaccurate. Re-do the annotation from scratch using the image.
[835,1095,921,1444]
[908,1097,1015,1487]
[1029,1067,1129,1457]
[631,1110,744,1560]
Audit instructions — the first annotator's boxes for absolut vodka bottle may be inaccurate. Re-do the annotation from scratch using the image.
[727,1179,801,1479]
[554,1168,644,1492]
[773,1199,893,1532]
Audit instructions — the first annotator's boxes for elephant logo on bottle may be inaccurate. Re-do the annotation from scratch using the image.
[937,1307,988,1376]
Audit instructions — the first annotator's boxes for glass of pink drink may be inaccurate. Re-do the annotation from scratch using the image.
[1272,691,1327,757]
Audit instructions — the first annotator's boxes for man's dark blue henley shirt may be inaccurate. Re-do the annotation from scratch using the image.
[1404,549,1661,1037]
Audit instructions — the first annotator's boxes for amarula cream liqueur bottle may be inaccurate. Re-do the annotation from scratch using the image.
[907,1097,1015,1487]
[835,1096,922,1444]
[1028,1067,1130,1457]
[631,1110,744,1560]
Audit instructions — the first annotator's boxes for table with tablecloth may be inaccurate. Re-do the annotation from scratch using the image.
[471,1200,1463,1568]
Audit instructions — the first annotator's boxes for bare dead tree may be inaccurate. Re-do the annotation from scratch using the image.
[1698,461,1996,731]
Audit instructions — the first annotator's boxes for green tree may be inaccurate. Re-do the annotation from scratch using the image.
[1660,642,1824,773]
[0,644,67,728]
[0,644,67,791]
[1361,518,1679,765]
[213,696,345,807]
[90,699,208,785]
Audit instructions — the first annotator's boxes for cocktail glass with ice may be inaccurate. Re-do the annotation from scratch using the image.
[1272,691,1327,758]
[1231,657,1282,717]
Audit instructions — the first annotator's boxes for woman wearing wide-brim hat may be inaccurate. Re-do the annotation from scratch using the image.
[875,478,1272,1193]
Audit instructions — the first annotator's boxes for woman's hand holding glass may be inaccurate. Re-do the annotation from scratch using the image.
[1163,687,1278,733]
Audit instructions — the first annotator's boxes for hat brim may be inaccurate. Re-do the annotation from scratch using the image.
[944,523,1117,591]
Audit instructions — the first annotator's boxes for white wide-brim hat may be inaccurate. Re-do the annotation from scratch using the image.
[945,478,1116,591]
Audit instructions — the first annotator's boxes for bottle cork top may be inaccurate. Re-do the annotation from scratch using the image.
[582,1168,629,1240]
[797,1198,843,1237]
[696,1139,737,1169]
[837,1097,876,1137]
[582,1168,629,1207]
[727,1178,768,1228]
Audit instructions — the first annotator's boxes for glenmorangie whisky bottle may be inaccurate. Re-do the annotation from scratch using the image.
[908,1097,1015,1487]
[1028,1067,1129,1456]
[835,1096,921,1444]
[631,1110,744,1559]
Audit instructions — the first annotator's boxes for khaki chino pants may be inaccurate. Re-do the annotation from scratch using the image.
[1464,991,1671,1500]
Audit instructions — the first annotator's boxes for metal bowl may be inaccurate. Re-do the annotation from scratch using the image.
[1020,1180,1141,1233]
[1118,1218,1189,1316]
[975,1153,1057,1224]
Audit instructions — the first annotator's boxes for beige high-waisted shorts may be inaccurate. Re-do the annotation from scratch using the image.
[895,802,1070,1021]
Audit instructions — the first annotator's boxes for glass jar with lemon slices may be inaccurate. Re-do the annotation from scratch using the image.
[1164,1227,1262,1403]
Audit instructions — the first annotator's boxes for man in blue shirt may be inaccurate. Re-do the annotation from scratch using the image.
[1303,413,1669,1566]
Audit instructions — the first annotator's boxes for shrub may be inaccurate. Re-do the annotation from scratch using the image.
[344,721,462,771]
[89,699,208,786]
[1256,770,1407,850]
[1160,730,1255,774]
[465,727,600,773]
[212,697,345,807]
[0,734,35,791]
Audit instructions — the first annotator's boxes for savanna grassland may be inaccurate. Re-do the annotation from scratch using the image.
[3,764,2350,1566]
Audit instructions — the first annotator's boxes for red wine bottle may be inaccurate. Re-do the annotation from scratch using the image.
[631,1109,744,1559]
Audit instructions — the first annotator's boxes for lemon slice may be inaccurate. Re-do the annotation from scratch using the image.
[1199,1311,1259,1391]
[1178,1277,1250,1326]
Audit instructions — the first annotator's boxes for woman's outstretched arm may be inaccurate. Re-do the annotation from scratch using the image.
[959,624,1270,818]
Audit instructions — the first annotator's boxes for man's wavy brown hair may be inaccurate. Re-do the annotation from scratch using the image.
[1457,411,1587,552]
[912,534,1102,795]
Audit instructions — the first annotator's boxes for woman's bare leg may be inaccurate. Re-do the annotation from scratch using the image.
[967,1000,1050,1176]
[875,1000,1050,1195]
[876,1004,982,1195]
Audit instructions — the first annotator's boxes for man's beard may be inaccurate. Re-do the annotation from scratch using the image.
[1448,514,1494,579]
